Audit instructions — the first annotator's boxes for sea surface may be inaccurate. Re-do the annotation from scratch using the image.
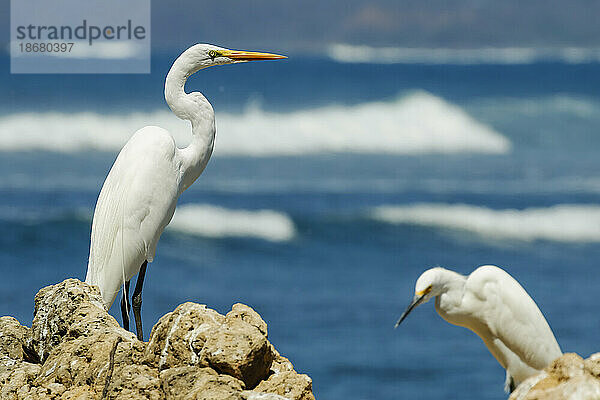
[1,49,600,399]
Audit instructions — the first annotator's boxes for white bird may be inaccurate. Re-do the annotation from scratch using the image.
[85,44,286,340]
[395,265,562,393]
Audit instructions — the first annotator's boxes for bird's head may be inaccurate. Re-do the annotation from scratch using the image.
[394,267,447,328]
[179,44,287,75]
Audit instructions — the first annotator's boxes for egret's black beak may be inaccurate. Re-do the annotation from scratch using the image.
[395,293,427,328]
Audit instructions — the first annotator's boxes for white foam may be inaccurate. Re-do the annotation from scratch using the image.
[372,203,600,242]
[0,91,510,155]
[328,44,600,65]
[0,205,296,243]
[168,204,296,242]
[472,95,600,118]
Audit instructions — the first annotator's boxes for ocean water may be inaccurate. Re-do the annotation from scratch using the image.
[1,50,600,399]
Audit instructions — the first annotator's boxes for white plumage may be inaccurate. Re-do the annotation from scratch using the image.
[85,44,285,340]
[396,265,562,392]
[85,126,184,307]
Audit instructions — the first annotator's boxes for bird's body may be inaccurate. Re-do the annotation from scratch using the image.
[396,265,562,392]
[85,126,198,307]
[85,44,285,340]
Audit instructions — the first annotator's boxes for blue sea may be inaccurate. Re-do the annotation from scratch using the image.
[2,48,600,399]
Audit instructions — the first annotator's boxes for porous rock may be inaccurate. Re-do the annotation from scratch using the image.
[105,364,163,400]
[227,303,268,336]
[31,278,109,362]
[35,329,142,394]
[510,352,600,400]
[145,301,275,388]
[160,366,245,400]
[0,361,41,399]
[252,371,315,400]
[251,349,315,400]
[199,312,275,388]
[144,302,225,370]
[0,279,315,399]
[0,316,36,364]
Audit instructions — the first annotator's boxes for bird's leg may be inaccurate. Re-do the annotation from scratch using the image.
[504,371,516,393]
[132,261,148,341]
[120,280,131,331]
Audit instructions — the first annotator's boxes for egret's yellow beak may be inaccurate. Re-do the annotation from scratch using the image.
[221,49,287,62]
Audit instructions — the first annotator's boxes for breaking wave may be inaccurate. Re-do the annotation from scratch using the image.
[328,44,600,65]
[168,204,296,242]
[0,203,295,242]
[372,203,600,242]
[0,91,509,155]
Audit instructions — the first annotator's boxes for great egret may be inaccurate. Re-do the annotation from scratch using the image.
[85,44,286,341]
[395,265,562,392]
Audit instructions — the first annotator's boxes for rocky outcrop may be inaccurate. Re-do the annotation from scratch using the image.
[0,279,315,400]
[510,353,600,400]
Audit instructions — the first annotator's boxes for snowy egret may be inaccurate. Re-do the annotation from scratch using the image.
[85,44,286,340]
[395,265,562,392]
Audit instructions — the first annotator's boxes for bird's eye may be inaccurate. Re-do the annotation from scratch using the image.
[208,50,219,59]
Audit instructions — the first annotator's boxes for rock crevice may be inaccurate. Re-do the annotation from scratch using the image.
[0,279,315,400]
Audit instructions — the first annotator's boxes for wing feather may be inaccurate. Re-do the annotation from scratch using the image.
[86,126,180,308]
[465,265,562,375]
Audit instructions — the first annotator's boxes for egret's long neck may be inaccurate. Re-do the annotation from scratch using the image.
[164,54,216,192]
[434,270,468,325]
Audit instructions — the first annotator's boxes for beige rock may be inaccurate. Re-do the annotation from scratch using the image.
[106,364,163,399]
[584,353,600,378]
[0,316,39,399]
[1,279,315,400]
[61,386,97,400]
[227,303,268,336]
[0,316,36,364]
[242,392,289,400]
[160,366,245,400]
[31,278,108,362]
[546,353,585,381]
[252,371,315,400]
[200,314,275,388]
[147,302,275,389]
[0,361,41,399]
[35,329,138,393]
[510,353,600,400]
[145,302,225,370]
[269,351,295,375]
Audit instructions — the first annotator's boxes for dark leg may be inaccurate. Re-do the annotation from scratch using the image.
[132,261,148,341]
[509,378,516,393]
[120,280,131,331]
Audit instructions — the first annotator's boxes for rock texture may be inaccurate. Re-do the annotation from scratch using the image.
[0,279,315,400]
[510,353,600,400]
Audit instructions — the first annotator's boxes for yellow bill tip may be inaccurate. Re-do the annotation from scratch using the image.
[221,49,287,61]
